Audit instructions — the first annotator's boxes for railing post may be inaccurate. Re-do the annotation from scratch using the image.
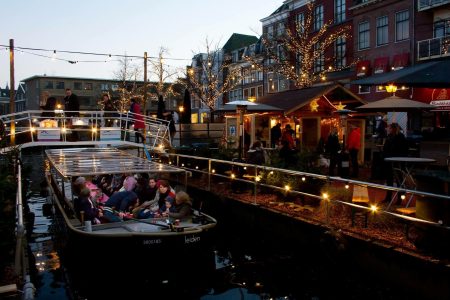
[28,112,34,143]
[254,166,258,205]
[208,159,211,191]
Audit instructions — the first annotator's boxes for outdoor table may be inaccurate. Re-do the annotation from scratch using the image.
[384,157,436,210]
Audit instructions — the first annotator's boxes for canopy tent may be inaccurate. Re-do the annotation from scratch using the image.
[216,102,283,113]
[351,60,450,88]
[355,96,436,112]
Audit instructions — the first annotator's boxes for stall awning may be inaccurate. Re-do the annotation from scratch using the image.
[392,53,410,71]
[356,60,370,77]
[351,60,450,88]
[373,57,389,74]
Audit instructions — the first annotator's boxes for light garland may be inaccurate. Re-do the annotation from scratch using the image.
[245,0,353,89]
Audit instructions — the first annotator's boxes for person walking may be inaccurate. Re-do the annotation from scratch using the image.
[347,125,361,178]
[381,123,409,203]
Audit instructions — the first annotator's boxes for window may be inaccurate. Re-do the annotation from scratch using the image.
[243,88,249,99]
[267,73,278,93]
[358,21,370,50]
[101,83,109,90]
[44,81,53,89]
[296,52,303,75]
[314,43,324,73]
[111,84,119,91]
[276,23,285,36]
[266,26,274,39]
[335,37,346,68]
[434,19,450,38]
[376,16,388,46]
[84,83,93,90]
[396,10,409,42]
[56,82,65,89]
[314,5,324,31]
[296,13,305,34]
[335,0,346,23]
[74,82,82,90]
[257,85,263,98]
[358,85,370,94]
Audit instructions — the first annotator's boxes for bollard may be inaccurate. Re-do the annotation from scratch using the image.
[84,221,92,232]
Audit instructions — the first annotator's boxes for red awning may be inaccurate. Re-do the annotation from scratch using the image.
[392,53,409,71]
[373,57,389,74]
[356,60,370,77]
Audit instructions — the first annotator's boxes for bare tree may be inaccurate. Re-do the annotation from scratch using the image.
[249,0,351,88]
[148,47,180,100]
[185,38,242,120]
[113,54,143,112]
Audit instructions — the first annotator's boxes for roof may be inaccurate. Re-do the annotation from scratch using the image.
[351,60,450,88]
[45,148,185,178]
[257,84,363,114]
[216,102,283,113]
[222,33,259,52]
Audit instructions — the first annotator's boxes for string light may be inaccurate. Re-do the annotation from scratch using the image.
[244,1,352,88]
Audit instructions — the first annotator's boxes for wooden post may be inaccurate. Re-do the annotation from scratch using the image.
[9,39,15,145]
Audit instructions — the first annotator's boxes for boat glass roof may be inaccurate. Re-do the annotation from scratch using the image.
[45,147,185,178]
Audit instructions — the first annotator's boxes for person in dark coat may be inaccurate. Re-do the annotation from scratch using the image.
[270,123,282,148]
[41,97,57,118]
[77,188,102,224]
[326,127,341,176]
[64,88,80,117]
[165,191,192,220]
[102,94,116,127]
[382,123,409,203]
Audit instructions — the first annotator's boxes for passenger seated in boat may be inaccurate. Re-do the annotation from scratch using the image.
[134,177,157,206]
[77,188,103,224]
[133,179,175,219]
[102,190,139,222]
[162,191,192,220]
[72,176,87,197]
[119,175,137,192]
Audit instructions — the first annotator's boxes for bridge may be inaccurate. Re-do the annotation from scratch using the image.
[0,109,171,153]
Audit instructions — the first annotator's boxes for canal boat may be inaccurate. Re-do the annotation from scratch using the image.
[45,147,217,268]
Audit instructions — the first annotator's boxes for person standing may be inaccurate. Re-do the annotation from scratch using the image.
[326,127,341,176]
[270,123,282,148]
[102,94,116,127]
[130,98,144,143]
[64,88,80,118]
[382,123,409,203]
[347,126,361,178]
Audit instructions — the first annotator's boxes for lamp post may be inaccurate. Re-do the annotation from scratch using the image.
[225,100,257,160]
[179,105,184,147]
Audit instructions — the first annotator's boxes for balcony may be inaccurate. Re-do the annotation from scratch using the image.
[418,0,450,11]
[417,36,450,60]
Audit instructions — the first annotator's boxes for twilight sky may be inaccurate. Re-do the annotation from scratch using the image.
[0,0,282,89]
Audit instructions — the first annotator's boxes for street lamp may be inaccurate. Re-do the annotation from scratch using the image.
[179,105,184,147]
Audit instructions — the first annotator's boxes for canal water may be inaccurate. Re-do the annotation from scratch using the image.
[22,150,419,300]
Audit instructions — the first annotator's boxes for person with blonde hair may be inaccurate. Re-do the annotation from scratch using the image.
[163,191,192,220]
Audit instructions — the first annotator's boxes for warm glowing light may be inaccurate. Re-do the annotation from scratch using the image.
[255,176,261,182]
[231,173,236,179]
[159,144,164,149]
[335,102,346,110]
[345,183,349,189]
[33,118,37,122]
[248,96,256,102]
[212,169,215,173]
[284,185,290,191]
[400,194,406,200]
[91,127,97,133]
[30,127,35,132]
[270,171,274,175]
[310,99,319,112]
[179,106,184,113]
[370,204,378,212]
[61,127,67,133]
[181,163,185,167]
[302,176,306,182]
[56,104,62,109]
[195,166,199,169]
[385,84,398,94]
[322,193,329,200]
[270,119,277,127]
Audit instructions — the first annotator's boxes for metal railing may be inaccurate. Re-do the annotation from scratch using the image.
[418,0,450,11]
[0,110,171,151]
[417,36,450,60]
[164,153,450,240]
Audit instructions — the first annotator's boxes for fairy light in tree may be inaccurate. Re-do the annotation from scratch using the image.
[245,0,352,88]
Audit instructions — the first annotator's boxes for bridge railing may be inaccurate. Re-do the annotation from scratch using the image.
[0,110,171,150]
